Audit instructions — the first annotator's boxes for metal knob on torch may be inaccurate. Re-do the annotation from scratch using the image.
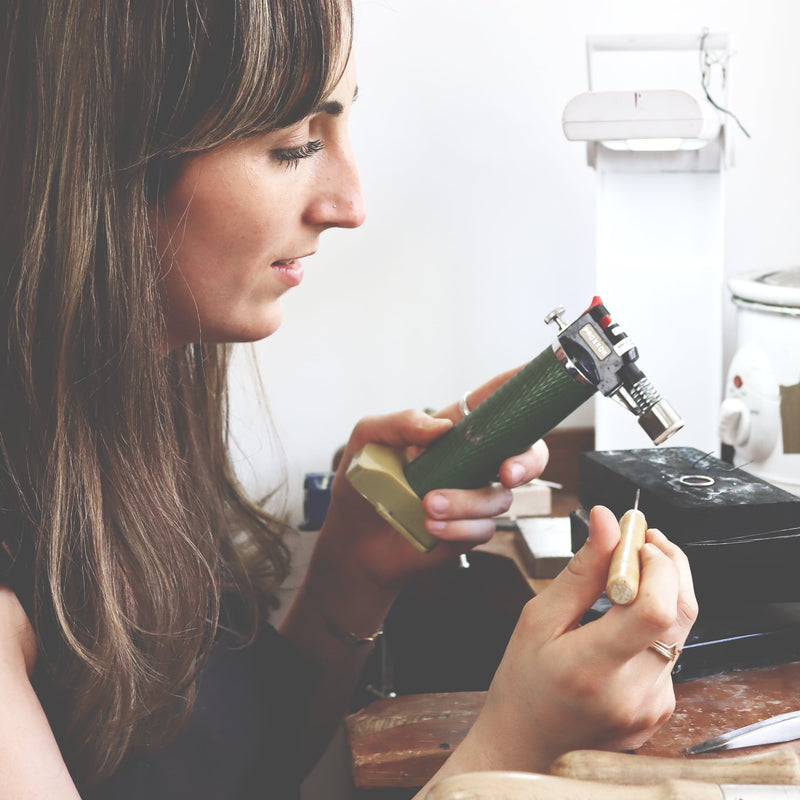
[346,297,684,553]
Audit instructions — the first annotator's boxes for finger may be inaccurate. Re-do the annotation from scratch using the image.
[422,485,513,522]
[424,516,497,545]
[635,542,681,634]
[496,439,549,488]
[435,365,525,424]
[645,528,698,629]
[529,505,621,637]
[583,542,681,662]
[346,410,453,456]
[644,526,688,567]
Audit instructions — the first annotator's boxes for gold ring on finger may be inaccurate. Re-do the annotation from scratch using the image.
[649,640,682,662]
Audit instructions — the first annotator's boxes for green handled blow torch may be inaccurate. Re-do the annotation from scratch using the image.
[346,297,684,552]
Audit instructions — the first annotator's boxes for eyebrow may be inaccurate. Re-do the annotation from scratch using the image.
[313,86,359,116]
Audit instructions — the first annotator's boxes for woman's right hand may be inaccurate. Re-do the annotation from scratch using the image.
[447,506,698,777]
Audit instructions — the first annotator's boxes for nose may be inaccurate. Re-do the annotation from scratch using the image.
[306,142,366,230]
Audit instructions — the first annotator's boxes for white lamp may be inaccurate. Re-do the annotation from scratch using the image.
[562,89,722,152]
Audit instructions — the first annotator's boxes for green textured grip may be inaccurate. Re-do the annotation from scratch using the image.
[404,346,595,495]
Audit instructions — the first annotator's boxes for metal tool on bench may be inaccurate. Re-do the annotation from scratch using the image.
[685,710,800,755]
[347,297,684,552]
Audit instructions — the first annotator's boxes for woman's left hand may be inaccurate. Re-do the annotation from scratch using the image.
[314,366,548,592]
[280,369,545,763]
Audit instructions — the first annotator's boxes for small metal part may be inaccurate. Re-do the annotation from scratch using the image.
[679,474,716,487]
[691,449,717,467]
[552,344,593,387]
[544,306,568,332]
[633,488,640,512]
[693,449,755,473]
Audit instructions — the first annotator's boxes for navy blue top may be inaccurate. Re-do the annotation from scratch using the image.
[0,517,320,797]
[84,620,318,800]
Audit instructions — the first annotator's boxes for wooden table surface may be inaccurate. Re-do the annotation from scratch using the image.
[346,661,800,788]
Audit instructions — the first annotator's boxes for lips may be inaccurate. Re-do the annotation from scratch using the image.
[271,258,304,287]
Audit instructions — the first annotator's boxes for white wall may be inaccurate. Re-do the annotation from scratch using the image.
[224,4,800,797]
[230,0,800,526]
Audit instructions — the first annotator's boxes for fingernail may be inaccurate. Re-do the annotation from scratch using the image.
[429,494,449,514]
[510,462,525,486]
[427,520,446,532]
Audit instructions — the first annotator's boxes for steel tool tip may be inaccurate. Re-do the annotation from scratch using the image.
[683,709,800,755]
[633,488,640,512]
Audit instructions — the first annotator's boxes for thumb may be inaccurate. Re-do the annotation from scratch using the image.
[535,505,621,635]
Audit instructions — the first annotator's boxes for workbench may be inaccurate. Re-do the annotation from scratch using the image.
[346,517,800,793]
[346,659,800,792]
[344,429,800,795]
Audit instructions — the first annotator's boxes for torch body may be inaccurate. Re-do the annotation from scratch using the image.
[405,346,594,495]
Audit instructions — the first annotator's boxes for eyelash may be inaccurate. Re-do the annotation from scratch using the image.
[272,139,325,169]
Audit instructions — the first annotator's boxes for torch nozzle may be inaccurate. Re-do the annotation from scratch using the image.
[615,374,684,445]
[638,397,684,444]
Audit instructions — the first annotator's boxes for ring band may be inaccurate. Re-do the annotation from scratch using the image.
[649,640,682,662]
[458,391,472,418]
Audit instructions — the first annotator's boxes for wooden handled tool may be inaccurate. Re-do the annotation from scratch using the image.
[606,489,647,605]
[549,748,800,785]
[426,771,790,799]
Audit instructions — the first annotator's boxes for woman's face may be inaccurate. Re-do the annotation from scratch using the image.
[155,59,364,348]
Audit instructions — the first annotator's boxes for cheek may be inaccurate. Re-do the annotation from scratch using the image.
[156,201,284,343]
[160,173,273,276]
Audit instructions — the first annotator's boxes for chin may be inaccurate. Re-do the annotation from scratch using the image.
[167,304,284,347]
[235,308,284,343]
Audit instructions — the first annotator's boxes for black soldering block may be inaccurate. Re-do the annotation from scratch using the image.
[578,447,800,543]
[573,447,800,604]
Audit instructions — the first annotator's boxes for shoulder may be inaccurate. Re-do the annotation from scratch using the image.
[0,587,80,797]
[0,585,37,677]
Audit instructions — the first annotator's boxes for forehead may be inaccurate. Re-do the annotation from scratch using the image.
[325,56,357,103]
[169,0,354,147]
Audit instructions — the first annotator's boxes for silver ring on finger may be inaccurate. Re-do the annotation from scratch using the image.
[458,391,472,418]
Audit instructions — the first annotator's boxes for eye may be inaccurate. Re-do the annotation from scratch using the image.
[271,139,324,169]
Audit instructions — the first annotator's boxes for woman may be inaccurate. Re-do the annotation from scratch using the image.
[0,0,697,797]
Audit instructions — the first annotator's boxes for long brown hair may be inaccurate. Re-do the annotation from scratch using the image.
[0,0,352,787]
